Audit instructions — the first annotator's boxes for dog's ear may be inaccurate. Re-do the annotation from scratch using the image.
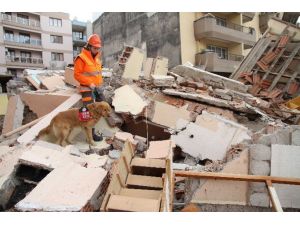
[86,103,96,113]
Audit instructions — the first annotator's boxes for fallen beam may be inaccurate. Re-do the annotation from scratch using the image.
[174,171,300,185]
[266,180,283,212]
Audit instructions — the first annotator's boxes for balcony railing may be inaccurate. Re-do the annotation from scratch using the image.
[1,13,41,29]
[197,50,244,62]
[4,36,42,46]
[215,17,255,34]
[6,55,43,65]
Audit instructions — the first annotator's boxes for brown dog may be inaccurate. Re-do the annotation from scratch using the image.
[37,101,112,146]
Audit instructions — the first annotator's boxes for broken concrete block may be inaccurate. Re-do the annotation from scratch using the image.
[250,144,271,161]
[18,145,87,170]
[151,75,175,87]
[292,130,300,146]
[94,117,120,138]
[214,88,233,101]
[192,150,249,205]
[108,150,121,159]
[41,76,66,90]
[106,111,124,127]
[152,101,190,129]
[15,163,107,211]
[112,85,147,115]
[64,67,79,87]
[172,112,250,160]
[146,140,173,159]
[249,182,268,193]
[249,193,270,207]
[171,65,248,93]
[113,132,137,150]
[134,135,148,152]
[122,47,144,80]
[84,154,108,168]
[250,160,270,176]
[271,144,300,208]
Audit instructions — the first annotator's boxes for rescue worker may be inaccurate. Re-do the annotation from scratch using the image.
[74,34,104,142]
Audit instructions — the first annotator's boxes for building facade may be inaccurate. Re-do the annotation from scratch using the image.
[72,19,92,59]
[0,12,73,76]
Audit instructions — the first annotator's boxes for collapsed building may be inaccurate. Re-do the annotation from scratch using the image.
[1,17,300,212]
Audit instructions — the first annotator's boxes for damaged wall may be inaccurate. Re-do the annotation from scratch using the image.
[93,12,181,68]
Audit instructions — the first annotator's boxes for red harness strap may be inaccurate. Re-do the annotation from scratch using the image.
[78,107,93,122]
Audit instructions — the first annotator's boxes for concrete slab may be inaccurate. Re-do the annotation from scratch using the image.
[122,47,144,80]
[146,140,173,159]
[18,145,87,170]
[292,130,300,146]
[15,163,107,211]
[152,101,190,129]
[171,111,251,160]
[271,144,300,208]
[151,75,175,87]
[192,150,249,205]
[112,85,147,115]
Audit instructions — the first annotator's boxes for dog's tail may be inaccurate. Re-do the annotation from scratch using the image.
[37,123,52,139]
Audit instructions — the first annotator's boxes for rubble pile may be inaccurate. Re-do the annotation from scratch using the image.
[1,20,300,212]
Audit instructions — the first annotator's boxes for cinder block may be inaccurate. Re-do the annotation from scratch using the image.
[249,193,270,207]
[250,160,270,175]
[292,130,300,146]
[270,130,290,145]
[250,144,271,161]
[249,182,268,193]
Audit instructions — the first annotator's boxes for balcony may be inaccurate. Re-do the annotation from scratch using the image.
[194,16,256,46]
[73,35,87,46]
[6,56,44,68]
[195,51,244,73]
[4,36,42,50]
[1,13,41,31]
[242,12,255,23]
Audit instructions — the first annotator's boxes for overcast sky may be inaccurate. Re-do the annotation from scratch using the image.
[69,12,102,22]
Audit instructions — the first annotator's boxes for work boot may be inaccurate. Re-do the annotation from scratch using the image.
[92,128,103,142]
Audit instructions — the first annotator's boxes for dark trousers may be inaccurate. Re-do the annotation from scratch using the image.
[81,87,104,107]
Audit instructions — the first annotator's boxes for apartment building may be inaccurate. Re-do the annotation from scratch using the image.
[72,19,92,59]
[0,12,73,76]
[93,12,259,76]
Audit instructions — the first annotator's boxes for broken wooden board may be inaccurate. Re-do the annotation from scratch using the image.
[20,92,70,117]
[152,101,190,129]
[192,150,249,205]
[271,144,300,208]
[41,76,66,90]
[0,94,8,115]
[112,85,147,115]
[106,195,160,212]
[17,93,81,144]
[126,174,163,190]
[123,48,144,80]
[15,163,107,211]
[2,95,24,135]
[171,111,251,160]
[64,67,79,87]
[119,188,162,200]
[146,140,173,159]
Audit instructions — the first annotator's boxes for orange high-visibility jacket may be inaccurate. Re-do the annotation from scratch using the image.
[74,48,103,87]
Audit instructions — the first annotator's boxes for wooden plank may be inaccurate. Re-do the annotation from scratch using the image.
[0,94,8,115]
[17,93,81,144]
[121,140,134,165]
[266,180,283,212]
[119,188,162,200]
[131,158,166,169]
[122,156,131,174]
[174,171,300,185]
[268,45,300,91]
[106,195,160,212]
[126,174,163,190]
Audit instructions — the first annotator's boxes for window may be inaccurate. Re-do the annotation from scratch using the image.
[19,33,30,44]
[49,17,62,27]
[5,48,15,61]
[216,16,227,27]
[4,30,14,41]
[73,31,83,40]
[21,51,31,63]
[17,13,29,26]
[207,45,228,60]
[7,69,17,76]
[50,35,63,43]
[51,52,64,61]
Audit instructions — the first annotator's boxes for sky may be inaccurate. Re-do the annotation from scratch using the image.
[69,12,102,22]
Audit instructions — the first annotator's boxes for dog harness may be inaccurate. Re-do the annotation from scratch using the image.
[78,107,93,122]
